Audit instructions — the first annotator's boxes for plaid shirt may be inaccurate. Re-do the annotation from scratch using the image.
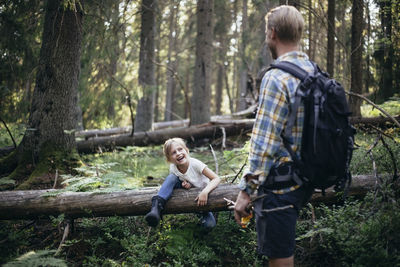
[247,51,314,182]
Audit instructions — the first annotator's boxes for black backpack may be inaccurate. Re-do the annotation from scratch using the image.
[269,61,355,193]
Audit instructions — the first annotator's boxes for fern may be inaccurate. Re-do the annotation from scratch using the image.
[56,162,140,192]
[3,250,67,267]
[0,177,15,185]
[41,189,68,197]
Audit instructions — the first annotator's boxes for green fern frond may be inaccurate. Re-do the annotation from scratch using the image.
[41,189,68,197]
[61,176,88,184]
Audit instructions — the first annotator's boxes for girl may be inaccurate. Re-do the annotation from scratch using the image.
[145,138,221,228]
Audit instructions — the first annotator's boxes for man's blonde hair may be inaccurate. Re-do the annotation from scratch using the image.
[163,138,189,162]
[265,5,304,44]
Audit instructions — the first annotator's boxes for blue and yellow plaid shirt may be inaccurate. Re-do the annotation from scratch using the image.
[247,51,314,183]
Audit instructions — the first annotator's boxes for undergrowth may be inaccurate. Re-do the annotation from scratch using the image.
[1,110,400,265]
[296,180,400,267]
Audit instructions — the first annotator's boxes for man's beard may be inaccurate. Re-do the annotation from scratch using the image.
[268,43,278,60]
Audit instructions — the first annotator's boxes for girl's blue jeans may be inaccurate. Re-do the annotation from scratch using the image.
[157,173,216,229]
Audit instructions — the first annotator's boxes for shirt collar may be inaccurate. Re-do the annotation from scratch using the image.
[274,51,309,63]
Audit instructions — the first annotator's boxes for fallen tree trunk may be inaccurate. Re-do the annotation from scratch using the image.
[76,116,244,140]
[1,116,398,156]
[75,115,400,140]
[75,126,131,140]
[0,175,378,220]
[349,115,400,126]
[76,119,254,153]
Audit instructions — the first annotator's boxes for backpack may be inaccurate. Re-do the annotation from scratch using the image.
[269,61,355,194]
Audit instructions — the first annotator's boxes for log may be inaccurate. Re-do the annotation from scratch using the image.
[76,119,254,153]
[75,126,131,139]
[0,184,238,220]
[1,115,398,157]
[75,115,400,140]
[75,116,247,139]
[349,115,400,126]
[0,175,378,220]
[74,115,400,153]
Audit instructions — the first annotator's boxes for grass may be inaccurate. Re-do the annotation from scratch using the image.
[361,95,400,117]
[1,97,399,266]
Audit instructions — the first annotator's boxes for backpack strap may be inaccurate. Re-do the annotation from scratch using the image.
[268,61,317,179]
[269,61,309,81]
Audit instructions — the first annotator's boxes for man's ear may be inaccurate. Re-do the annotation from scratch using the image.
[269,27,277,40]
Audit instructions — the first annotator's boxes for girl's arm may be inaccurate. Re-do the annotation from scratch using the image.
[195,167,221,206]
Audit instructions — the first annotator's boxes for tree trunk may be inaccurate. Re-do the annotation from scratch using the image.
[216,64,224,115]
[237,0,249,112]
[308,0,315,61]
[336,2,350,90]
[365,2,371,94]
[0,175,380,220]
[0,0,83,188]
[154,1,164,123]
[135,0,157,132]
[191,0,214,125]
[327,0,335,76]
[164,2,178,121]
[349,0,364,117]
[378,0,394,101]
[260,0,275,68]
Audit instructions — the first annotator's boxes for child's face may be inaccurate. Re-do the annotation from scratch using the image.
[168,142,189,167]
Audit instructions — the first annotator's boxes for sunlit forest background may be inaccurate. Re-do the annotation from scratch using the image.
[1,0,399,130]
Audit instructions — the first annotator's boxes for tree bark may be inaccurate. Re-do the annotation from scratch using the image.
[260,0,274,68]
[377,0,394,101]
[237,0,249,112]
[327,0,335,76]
[164,2,179,121]
[0,175,380,220]
[135,0,157,132]
[308,0,315,61]
[0,0,83,187]
[349,0,364,117]
[191,0,214,125]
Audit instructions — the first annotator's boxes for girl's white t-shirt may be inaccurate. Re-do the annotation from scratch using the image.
[169,157,210,188]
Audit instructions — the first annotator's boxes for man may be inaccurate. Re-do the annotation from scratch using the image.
[234,5,314,267]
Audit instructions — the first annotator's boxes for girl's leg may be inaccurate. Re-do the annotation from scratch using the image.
[200,212,216,229]
[157,173,182,201]
[145,174,181,227]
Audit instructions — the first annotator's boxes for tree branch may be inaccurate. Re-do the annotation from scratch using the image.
[346,90,400,128]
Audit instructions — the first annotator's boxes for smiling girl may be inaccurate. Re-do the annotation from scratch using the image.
[145,138,221,228]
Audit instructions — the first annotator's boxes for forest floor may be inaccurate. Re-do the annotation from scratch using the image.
[1,100,400,266]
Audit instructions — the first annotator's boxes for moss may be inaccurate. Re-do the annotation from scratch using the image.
[16,143,83,190]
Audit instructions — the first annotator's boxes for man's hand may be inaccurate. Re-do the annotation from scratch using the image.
[234,190,252,226]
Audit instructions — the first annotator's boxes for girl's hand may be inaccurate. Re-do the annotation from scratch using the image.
[182,180,191,189]
[195,190,208,206]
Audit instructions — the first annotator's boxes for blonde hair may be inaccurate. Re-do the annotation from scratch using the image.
[163,138,189,162]
[265,5,304,44]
